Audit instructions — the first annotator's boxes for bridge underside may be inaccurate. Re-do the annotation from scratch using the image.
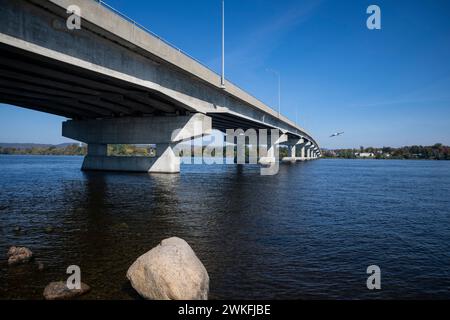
[0,44,286,135]
[0,44,189,119]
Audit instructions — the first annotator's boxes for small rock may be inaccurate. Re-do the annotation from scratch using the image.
[44,226,54,234]
[37,261,45,271]
[13,226,21,233]
[7,246,33,265]
[43,281,90,300]
[127,237,209,300]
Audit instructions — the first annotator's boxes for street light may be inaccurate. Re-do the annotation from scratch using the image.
[266,68,281,118]
[221,0,226,89]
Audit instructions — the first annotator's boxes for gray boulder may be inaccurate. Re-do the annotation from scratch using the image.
[7,246,33,265]
[43,281,90,300]
[127,237,209,300]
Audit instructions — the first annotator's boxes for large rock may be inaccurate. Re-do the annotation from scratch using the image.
[7,246,33,265]
[43,281,90,300]
[127,237,209,300]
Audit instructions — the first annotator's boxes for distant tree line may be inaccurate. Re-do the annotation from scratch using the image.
[107,144,154,157]
[10,143,448,160]
[322,144,450,160]
[0,144,155,156]
[0,144,87,156]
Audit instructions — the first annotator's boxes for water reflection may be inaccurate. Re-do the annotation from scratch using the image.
[1,157,450,299]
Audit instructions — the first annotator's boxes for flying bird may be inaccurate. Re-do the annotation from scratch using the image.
[330,132,344,138]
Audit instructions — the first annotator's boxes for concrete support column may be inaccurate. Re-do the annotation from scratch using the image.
[290,145,297,158]
[282,137,305,162]
[267,141,276,159]
[63,114,211,173]
[259,132,288,165]
[302,142,312,160]
[281,143,296,163]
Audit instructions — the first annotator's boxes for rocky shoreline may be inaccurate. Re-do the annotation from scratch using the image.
[5,237,209,300]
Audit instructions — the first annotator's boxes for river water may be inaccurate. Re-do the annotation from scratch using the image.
[0,156,449,299]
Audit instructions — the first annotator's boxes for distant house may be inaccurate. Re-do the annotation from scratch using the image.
[356,152,375,158]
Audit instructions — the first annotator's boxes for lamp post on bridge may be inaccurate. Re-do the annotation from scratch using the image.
[267,68,281,119]
[220,0,226,89]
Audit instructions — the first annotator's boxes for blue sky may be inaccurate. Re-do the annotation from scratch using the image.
[1,0,450,148]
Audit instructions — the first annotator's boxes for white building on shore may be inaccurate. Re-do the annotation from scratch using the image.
[356,152,375,158]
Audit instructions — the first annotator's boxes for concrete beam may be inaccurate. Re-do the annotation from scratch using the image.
[0,96,81,119]
[0,68,102,96]
[0,78,135,116]
[0,91,100,118]
[63,114,212,145]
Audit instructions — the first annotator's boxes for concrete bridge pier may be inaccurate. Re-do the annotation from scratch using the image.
[313,149,318,159]
[281,138,321,162]
[280,145,295,163]
[301,142,311,161]
[282,138,305,162]
[300,145,306,160]
[259,133,288,165]
[289,144,297,159]
[63,114,212,173]
[313,147,320,159]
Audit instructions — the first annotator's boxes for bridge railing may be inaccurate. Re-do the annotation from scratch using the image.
[94,0,209,71]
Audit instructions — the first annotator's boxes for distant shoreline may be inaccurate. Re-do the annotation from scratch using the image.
[0,154,83,156]
[1,154,449,162]
[322,144,449,161]
[1,143,449,161]
[321,157,449,161]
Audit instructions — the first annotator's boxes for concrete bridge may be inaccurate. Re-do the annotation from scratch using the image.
[0,0,321,173]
